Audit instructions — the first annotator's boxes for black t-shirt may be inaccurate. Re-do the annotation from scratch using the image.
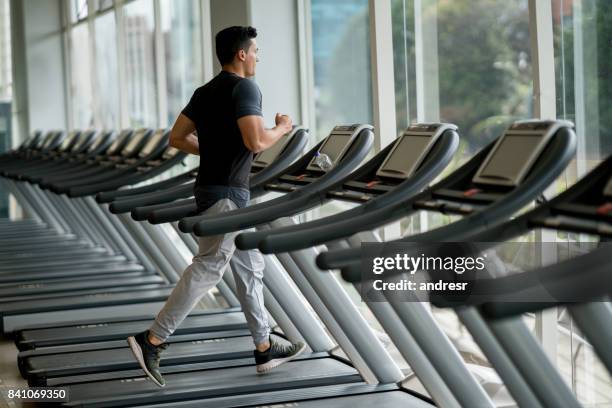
[182,71,263,192]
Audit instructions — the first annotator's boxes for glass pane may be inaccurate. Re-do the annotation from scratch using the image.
[553,0,611,176]
[392,0,532,165]
[123,0,158,128]
[160,0,203,126]
[69,23,94,128]
[97,0,114,11]
[71,0,89,22]
[0,0,11,100]
[311,0,372,142]
[93,13,119,128]
[552,1,612,405]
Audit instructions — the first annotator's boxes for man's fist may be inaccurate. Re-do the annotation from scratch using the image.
[275,113,293,132]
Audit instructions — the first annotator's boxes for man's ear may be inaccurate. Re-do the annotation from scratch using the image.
[237,49,246,62]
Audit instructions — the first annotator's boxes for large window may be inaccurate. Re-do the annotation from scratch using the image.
[70,0,88,23]
[551,1,612,404]
[123,0,158,128]
[93,12,119,129]
[393,0,532,164]
[160,0,203,125]
[311,0,372,141]
[69,23,94,129]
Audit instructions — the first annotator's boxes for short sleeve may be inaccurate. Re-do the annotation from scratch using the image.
[233,79,263,119]
[181,89,200,121]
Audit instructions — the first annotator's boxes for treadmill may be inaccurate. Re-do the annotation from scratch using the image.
[2,130,148,271]
[34,125,388,407]
[0,130,191,334]
[425,154,612,406]
[15,128,312,385]
[54,124,458,408]
[302,120,577,408]
[13,126,309,351]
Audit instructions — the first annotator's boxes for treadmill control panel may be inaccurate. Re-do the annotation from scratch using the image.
[603,176,612,198]
[376,123,457,180]
[253,126,304,169]
[305,124,371,172]
[473,119,574,187]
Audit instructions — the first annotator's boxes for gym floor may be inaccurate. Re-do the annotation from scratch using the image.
[0,339,27,408]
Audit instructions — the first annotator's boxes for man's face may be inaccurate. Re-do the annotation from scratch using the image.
[241,39,258,77]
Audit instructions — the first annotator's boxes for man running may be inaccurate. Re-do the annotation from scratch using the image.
[127,26,305,388]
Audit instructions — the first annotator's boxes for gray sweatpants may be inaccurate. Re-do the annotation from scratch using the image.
[149,198,270,346]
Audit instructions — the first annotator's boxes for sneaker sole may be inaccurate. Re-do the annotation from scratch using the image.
[127,336,165,388]
[256,343,307,374]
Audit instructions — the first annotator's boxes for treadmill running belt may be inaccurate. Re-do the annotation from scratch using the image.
[17,312,248,349]
[23,335,285,381]
[64,359,360,407]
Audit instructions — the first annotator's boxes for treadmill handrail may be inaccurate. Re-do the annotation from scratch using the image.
[113,128,310,214]
[181,129,374,236]
[97,169,196,203]
[428,245,611,316]
[239,130,460,252]
[320,127,577,274]
[109,182,195,214]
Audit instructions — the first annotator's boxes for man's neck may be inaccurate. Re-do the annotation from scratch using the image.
[222,64,246,78]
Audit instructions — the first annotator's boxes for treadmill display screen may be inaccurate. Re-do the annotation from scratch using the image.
[253,134,289,167]
[604,177,612,198]
[122,130,147,156]
[60,131,78,151]
[319,134,353,162]
[73,132,90,150]
[87,132,107,152]
[377,135,433,179]
[42,132,60,149]
[475,134,545,186]
[107,131,130,154]
[139,130,165,157]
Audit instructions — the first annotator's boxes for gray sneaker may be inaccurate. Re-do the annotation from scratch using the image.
[254,339,306,374]
[127,331,168,387]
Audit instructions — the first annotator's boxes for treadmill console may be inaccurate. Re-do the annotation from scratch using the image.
[329,123,456,203]
[87,131,111,153]
[473,120,573,187]
[121,129,149,157]
[104,130,131,155]
[41,131,63,150]
[603,176,612,198]
[59,131,80,152]
[376,123,457,180]
[72,130,94,151]
[305,124,368,172]
[161,146,180,160]
[252,126,299,169]
[138,129,167,158]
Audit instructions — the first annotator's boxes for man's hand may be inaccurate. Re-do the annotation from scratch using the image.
[169,114,199,155]
[238,113,294,153]
[275,113,293,134]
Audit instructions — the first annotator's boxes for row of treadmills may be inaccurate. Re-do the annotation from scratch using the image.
[0,120,610,407]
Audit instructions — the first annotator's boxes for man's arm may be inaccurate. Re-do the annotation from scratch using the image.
[238,113,292,153]
[169,113,199,155]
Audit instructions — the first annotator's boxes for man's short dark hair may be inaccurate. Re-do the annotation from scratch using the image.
[215,26,257,65]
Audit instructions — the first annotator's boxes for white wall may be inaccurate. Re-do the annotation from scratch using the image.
[210,0,303,127]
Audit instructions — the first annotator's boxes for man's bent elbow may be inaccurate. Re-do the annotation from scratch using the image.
[244,139,264,153]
